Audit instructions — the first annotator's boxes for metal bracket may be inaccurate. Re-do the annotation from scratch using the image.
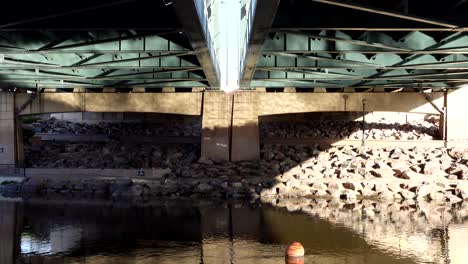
[15,87,43,116]
[423,92,444,115]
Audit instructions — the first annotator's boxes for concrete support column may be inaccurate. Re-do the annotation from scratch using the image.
[201,91,232,161]
[0,93,16,165]
[231,91,260,161]
[446,88,468,141]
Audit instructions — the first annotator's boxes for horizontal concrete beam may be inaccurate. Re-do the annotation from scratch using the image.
[16,93,203,116]
[16,91,445,117]
[258,92,444,116]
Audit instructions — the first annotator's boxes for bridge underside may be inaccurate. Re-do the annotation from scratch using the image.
[0,0,219,90]
[245,0,468,91]
[1,0,468,165]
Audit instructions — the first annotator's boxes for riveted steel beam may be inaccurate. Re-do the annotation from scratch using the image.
[0,0,138,29]
[351,32,468,87]
[0,50,190,55]
[278,30,412,51]
[39,32,178,51]
[173,0,220,87]
[262,47,468,55]
[73,52,193,67]
[258,66,468,70]
[240,0,281,86]
[310,0,460,29]
[274,28,468,32]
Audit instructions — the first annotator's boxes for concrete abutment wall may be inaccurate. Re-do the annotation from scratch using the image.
[2,88,467,166]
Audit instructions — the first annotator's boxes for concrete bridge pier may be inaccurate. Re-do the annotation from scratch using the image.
[201,91,260,162]
[0,93,23,168]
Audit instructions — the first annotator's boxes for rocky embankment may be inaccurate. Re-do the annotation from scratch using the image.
[260,119,439,140]
[24,143,199,168]
[29,118,201,138]
[13,117,467,202]
[13,144,468,203]
[24,118,201,168]
[259,144,468,202]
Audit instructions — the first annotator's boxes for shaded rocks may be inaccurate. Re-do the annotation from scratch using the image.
[260,118,438,140]
[25,142,200,170]
[31,118,202,138]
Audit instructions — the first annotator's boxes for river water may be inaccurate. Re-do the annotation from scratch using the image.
[0,197,467,264]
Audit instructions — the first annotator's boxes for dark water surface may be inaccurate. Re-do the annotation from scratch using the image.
[0,197,467,264]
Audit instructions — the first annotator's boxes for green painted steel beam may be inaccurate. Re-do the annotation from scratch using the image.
[0,50,192,54]
[276,30,412,51]
[309,0,460,28]
[350,32,468,87]
[252,29,468,88]
[0,29,209,88]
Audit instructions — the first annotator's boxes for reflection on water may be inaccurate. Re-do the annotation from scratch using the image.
[0,197,467,264]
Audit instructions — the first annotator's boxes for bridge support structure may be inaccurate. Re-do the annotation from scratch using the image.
[1,88,467,166]
[0,93,23,167]
[200,91,260,162]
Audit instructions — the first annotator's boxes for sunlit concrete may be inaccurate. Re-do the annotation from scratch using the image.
[257,92,445,116]
[16,92,203,116]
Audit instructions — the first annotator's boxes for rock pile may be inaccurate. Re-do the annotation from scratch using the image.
[260,119,439,140]
[19,143,468,203]
[24,142,200,169]
[30,118,201,138]
[259,144,468,202]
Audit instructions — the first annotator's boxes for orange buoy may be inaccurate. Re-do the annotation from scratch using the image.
[286,256,304,264]
[286,242,305,258]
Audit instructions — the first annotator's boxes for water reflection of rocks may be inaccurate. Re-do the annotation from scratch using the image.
[0,197,467,264]
[262,198,468,264]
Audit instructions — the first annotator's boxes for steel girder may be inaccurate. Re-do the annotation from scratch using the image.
[0,0,221,91]
[245,0,468,89]
[0,30,208,89]
[251,30,468,88]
